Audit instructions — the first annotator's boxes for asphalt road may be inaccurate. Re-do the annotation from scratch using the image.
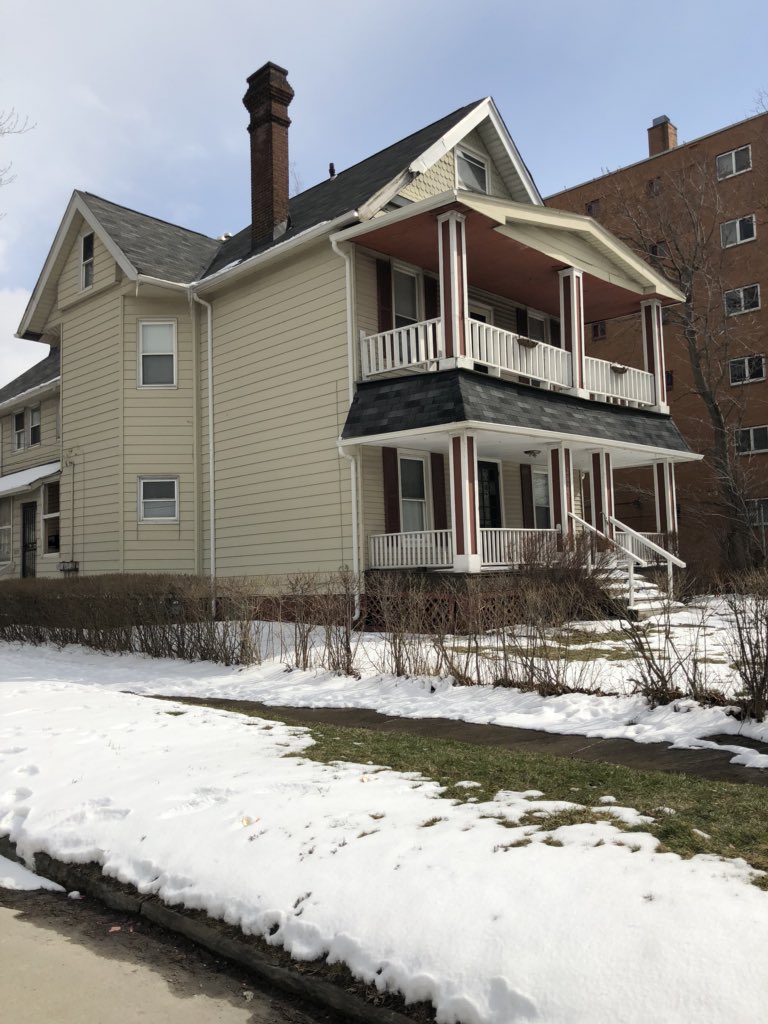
[0,887,336,1024]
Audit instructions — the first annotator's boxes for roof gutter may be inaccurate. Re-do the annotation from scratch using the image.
[0,377,60,415]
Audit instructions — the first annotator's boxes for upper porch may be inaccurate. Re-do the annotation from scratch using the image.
[333,191,683,414]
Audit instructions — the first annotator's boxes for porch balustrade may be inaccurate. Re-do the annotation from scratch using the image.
[480,528,559,567]
[467,319,573,389]
[369,529,453,569]
[360,318,443,377]
[584,357,655,407]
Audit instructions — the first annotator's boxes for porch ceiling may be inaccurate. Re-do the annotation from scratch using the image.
[349,203,667,322]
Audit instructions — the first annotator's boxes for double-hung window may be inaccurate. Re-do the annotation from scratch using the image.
[29,407,41,446]
[81,233,94,288]
[399,456,427,532]
[139,321,176,387]
[392,269,419,328]
[43,482,60,554]
[730,355,765,386]
[456,148,488,194]
[532,470,551,529]
[725,285,760,316]
[13,412,25,450]
[737,426,768,455]
[716,145,751,180]
[721,215,756,248]
[139,478,178,522]
[527,312,548,344]
[748,499,768,528]
[0,499,11,563]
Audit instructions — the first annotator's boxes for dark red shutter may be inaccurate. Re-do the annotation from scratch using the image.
[430,453,447,530]
[520,464,535,528]
[517,308,529,338]
[424,276,439,320]
[382,447,401,533]
[376,260,393,332]
[549,318,561,348]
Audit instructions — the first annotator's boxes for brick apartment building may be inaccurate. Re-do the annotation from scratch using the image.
[549,111,768,569]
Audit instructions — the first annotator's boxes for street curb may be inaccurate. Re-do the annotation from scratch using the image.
[0,837,416,1024]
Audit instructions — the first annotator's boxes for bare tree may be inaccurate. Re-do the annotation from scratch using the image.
[0,109,32,206]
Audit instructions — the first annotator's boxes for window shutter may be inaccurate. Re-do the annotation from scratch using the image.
[424,275,439,320]
[520,464,535,528]
[382,447,401,533]
[430,453,447,530]
[517,308,529,338]
[376,260,393,333]
[549,318,561,348]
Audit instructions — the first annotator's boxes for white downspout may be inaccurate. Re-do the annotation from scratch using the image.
[191,292,215,582]
[331,238,361,619]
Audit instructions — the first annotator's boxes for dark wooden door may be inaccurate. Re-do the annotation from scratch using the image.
[478,462,502,529]
[21,502,37,578]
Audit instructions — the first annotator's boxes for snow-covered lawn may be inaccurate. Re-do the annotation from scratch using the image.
[1,674,767,1024]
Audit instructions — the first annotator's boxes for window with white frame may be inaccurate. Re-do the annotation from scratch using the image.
[737,425,768,455]
[139,478,178,521]
[29,406,41,446]
[42,482,60,554]
[721,215,756,248]
[716,145,751,181]
[399,456,427,532]
[81,232,94,288]
[392,269,419,328]
[456,148,488,194]
[725,284,760,316]
[532,470,551,529]
[139,321,176,387]
[748,498,768,527]
[730,355,765,386]
[0,499,11,563]
[13,411,25,450]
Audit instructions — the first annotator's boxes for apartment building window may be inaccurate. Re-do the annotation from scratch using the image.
[456,149,488,194]
[736,426,768,454]
[720,215,756,248]
[81,232,94,288]
[29,407,41,446]
[724,284,760,316]
[585,199,600,216]
[0,499,10,563]
[399,456,427,532]
[139,321,177,387]
[729,354,765,385]
[13,412,25,450]
[649,240,669,259]
[392,269,419,328]
[716,145,751,181]
[646,177,662,197]
[139,478,178,521]
[665,369,674,391]
[748,498,768,527]
[42,482,60,554]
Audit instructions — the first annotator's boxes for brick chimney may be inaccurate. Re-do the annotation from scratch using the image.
[242,62,294,247]
[647,115,678,157]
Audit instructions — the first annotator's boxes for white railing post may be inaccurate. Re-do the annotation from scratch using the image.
[559,267,588,399]
[641,298,669,413]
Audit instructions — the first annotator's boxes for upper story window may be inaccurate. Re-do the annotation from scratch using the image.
[0,499,11,564]
[646,177,663,197]
[591,321,607,341]
[139,321,177,387]
[729,354,765,386]
[81,232,94,289]
[456,148,488,194]
[13,412,25,450]
[724,284,760,316]
[527,312,549,344]
[748,498,768,527]
[29,407,41,446]
[721,214,756,248]
[649,240,669,259]
[392,269,419,328]
[716,145,751,181]
[737,425,768,454]
[139,477,179,522]
[585,199,601,217]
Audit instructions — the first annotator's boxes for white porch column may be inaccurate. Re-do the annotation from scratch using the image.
[449,431,481,572]
[654,460,678,535]
[558,267,587,398]
[550,443,575,547]
[641,299,669,413]
[589,449,615,539]
[437,211,469,367]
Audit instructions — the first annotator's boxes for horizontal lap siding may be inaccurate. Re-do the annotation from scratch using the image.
[202,243,351,577]
[58,232,116,310]
[1,393,60,473]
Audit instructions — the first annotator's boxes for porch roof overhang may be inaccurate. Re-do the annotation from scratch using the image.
[0,461,61,499]
[339,370,700,467]
[331,191,684,322]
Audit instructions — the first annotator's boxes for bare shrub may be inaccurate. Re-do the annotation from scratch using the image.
[318,570,363,677]
[363,572,433,677]
[721,570,768,720]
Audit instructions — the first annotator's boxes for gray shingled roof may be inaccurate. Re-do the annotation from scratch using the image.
[342,370,691,453]
[0,349,60,406]
[78,193,221,283]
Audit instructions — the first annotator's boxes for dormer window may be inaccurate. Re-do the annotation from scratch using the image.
[456,149,488,194]
[81,233,94,288]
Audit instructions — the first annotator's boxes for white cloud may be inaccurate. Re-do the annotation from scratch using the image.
[0,288,47,389]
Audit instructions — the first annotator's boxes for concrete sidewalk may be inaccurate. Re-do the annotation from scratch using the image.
[171,696,768,787]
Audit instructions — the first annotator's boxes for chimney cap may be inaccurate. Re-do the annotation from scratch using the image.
[652,115,672,127]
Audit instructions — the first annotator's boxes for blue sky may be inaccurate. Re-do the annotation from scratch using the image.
[1,0,766,385]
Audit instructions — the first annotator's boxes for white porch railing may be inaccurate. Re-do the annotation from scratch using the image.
[585,357,655,407]
[481,528,560,566]
[369,530,453,569]
[615,530,673,564]
[360,319,443,378]
[468,319,572,389]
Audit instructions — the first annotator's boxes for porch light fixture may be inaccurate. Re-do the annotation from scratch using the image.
[523,449,542,458]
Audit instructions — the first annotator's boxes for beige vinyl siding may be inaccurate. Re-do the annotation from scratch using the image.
[400,151,455,202]
[467,285,522,334]
[501,460,524,528]
[200,242,352,577]
[1,392,60,473]
[57,230,118,311]
[58,281,121,574]
[356,250,380,337]
[361,445,385,566]
[121,295,197,573]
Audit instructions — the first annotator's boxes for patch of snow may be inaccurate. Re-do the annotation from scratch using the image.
[0,853,64,891]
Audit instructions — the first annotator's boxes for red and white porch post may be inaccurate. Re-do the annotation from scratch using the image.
[559,267,587,398]
[550,443,575,548]
[654,460,678,536]
[449,431,481,572]
[590,449,615,539]
[437,211,469,367]
[641,299,669,413]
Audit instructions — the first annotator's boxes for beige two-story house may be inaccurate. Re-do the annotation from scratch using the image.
[4,62,699,592]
